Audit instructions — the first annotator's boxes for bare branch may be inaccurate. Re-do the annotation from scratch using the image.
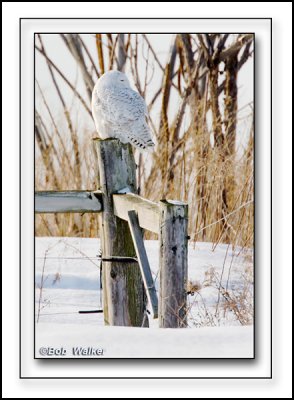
[95,34,105,74]
[61,34,95,101]
[213,33,229,60]
[35,43,92,116]
[116,34,127,71]
[218,34,253,62]
[79,36,100,79]
[36,79,75,179]
[142,34,165,72]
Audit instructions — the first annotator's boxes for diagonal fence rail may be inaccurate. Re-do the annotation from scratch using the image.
[35,138,188,328]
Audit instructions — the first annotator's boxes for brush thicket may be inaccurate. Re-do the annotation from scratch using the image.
[35,33,254,249]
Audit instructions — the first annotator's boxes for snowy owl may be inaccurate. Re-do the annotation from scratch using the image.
[91,70,155,151]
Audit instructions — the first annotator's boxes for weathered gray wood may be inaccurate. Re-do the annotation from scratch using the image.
[127,210,158,319]
[35,190,103,213]
[159,200,188,328]
[94,138,146,327]
[113,194,160,233]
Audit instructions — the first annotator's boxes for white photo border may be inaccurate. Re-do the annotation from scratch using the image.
[20,17,271,379]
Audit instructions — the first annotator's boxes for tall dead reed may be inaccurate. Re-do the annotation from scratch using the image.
[35,33,254,249]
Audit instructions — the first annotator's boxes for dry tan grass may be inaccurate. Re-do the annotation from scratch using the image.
[35,33,254,249]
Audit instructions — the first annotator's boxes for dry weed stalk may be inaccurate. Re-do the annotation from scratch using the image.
[35,34,254,250]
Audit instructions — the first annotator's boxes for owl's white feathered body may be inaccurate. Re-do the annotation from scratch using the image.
[92,71,155,151]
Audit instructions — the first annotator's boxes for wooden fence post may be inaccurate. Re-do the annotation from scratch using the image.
[94,138,145,327]
[159,200,188,328]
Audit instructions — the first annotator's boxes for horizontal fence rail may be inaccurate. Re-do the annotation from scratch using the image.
[34,138,188,328]
[35,190,103,213]
[113,193,160,234]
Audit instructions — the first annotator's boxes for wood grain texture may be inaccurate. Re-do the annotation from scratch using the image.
[159,200,188,328]
[94,138,146,327]
[127,210,158,319]
[113,193,160,233]
[35,190,103,213]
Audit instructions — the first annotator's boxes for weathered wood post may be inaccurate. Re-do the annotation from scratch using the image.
[94,138,145,327]
[159,200,188,328]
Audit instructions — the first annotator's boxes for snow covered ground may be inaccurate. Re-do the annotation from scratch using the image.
[35,237,254,358]
[36,324,253,358]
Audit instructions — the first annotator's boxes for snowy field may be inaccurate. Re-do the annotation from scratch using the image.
[35,237,254,358]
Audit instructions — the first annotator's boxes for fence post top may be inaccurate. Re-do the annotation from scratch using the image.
[159,199,188,207]
[92,137,116,142]
[92,137,128,145]
[159,199,188,220]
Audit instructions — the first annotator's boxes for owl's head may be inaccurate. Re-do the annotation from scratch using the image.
[98,70,131,89]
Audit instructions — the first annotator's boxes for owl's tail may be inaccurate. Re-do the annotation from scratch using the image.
[127,120,155,152]
[128,136,155,151]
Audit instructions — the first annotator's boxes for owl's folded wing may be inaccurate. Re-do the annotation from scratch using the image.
[97,87,148,124]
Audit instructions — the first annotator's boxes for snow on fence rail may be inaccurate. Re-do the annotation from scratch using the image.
[35,138,188,329]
